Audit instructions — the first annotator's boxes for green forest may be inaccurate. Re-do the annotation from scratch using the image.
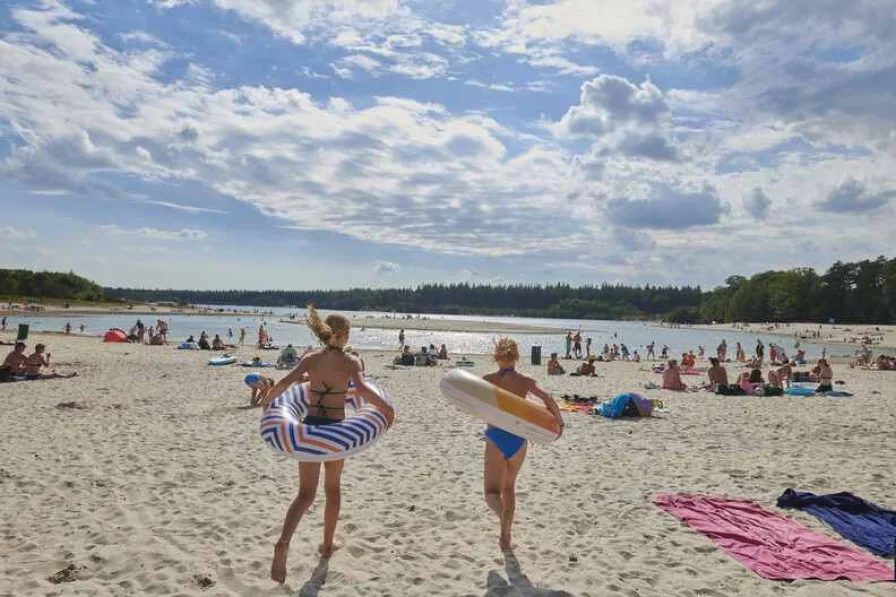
[5,255,895,324]
[0,269,105,302]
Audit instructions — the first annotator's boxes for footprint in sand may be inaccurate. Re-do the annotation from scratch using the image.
[346,545,366,558]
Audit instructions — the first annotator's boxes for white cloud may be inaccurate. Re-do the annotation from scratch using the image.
[524,52,598,77]
[374,260,399,273]
[100,225,208,241]
[605,183,725,230]
[0,226,37,239]
[119,31,167,46]
[743,187,772,220]
[555,75,678,161]
[143,200,227,215]
[816,178,895,213]
[491,0,710,51]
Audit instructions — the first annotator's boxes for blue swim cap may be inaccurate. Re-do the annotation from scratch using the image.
[245,372,262,385]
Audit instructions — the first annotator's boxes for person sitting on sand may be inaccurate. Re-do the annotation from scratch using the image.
[482,338,563,550]
[740,368,770,394]
[212,334,225,351]
[24,344,77,380]
[547,352,565,375]
[873,355,893,370]
[575,356,597,376]
[769,362,792,389]
[812,358,833,392]
[256,305,394,582]
[706,357,728,392]
[197,332,211,350]
[632,350,641,363]
[738,371,757,394]
[394,345,414,366]
[278,344,299,369]
[680,352,694,369]
[662,360,687,391]
[1,342,28,381]
[437,344,449,360]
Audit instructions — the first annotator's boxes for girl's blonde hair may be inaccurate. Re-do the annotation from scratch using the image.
[305,304,350,348]
[493,337,519,364]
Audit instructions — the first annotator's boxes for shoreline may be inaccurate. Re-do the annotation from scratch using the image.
[687,322,896,351]
[280,316,560,334]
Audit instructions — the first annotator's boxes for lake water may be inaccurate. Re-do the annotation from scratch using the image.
[6,308,849,359]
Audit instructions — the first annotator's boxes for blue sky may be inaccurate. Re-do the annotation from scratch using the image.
[1,0,895,290]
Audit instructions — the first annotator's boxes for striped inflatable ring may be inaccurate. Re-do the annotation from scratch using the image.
[260,381,390,462]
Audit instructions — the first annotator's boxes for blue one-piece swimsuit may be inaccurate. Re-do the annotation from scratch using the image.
[484,367,526,459]
[485,425,526,459]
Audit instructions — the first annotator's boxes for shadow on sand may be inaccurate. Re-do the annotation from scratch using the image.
[296,558,329,597]
[484,552,575,597]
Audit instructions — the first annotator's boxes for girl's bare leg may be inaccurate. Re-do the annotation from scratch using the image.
[483,441,506,518]
[499,444,527,551]
[271,462,321,583]
[319,459,345,557]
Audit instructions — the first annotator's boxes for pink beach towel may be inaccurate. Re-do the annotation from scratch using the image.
[654,493,894,581]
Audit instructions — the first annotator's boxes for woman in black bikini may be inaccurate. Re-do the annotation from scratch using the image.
[257,305,394,583]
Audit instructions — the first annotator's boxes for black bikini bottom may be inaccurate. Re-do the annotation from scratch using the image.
[303,415,340,426]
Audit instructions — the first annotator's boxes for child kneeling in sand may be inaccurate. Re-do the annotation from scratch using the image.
[482,338,563,550]
[257,305,394,583]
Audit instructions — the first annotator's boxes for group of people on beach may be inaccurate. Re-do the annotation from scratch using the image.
[250,306,563,583]
[1,341,77,382]
[394,328,450,365]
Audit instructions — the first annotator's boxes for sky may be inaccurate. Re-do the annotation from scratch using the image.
[1,0,895,290]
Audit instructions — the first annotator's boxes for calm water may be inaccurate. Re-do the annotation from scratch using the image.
[7,308,848,359]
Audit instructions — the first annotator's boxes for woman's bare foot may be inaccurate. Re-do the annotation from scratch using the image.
[318,541,343,559]
[270,541,289,583]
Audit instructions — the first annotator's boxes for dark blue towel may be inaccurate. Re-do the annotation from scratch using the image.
[777,488,896,557]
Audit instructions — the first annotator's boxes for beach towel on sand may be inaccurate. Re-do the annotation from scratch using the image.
[654,493,894,581]
[777,489,896,558]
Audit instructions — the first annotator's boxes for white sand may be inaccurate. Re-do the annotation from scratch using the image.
[1,333,893,596]
[690,322,896,352]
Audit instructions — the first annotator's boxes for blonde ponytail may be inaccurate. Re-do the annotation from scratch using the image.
[493,337,520,364]
[305,303,350,348]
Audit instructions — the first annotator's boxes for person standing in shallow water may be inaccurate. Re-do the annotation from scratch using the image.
[257,305,394,583]
[482,338,563,551]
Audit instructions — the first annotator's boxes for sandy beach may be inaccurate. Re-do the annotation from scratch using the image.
[0,332,893,596]
[689,322,896,352]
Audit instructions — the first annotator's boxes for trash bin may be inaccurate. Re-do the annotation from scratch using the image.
[531,345,542,366]
[16,323,29,341]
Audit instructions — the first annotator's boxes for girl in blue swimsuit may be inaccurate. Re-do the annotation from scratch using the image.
[482,338,564,550]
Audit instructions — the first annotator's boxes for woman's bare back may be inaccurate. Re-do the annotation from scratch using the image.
[301,348,363,419]
[483,370,535,400]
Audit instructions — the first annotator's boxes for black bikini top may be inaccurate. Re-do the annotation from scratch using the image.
[309,345,350,416]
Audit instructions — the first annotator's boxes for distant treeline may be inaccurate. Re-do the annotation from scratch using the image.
[102,284,703,320]
[0,269,104,302]
[6,256,894,324]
